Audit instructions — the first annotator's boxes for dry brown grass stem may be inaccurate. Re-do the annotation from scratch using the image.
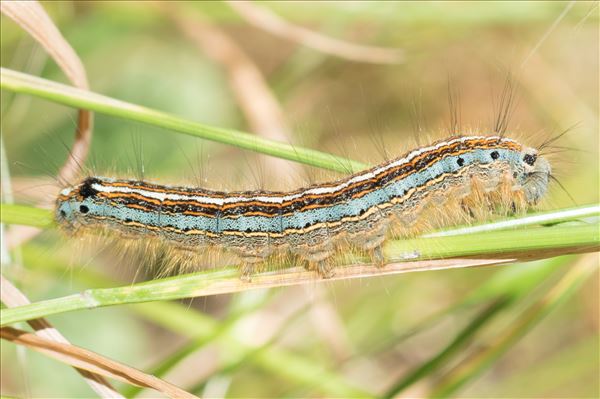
[1,324,199,399]
[1,1,93,248]
[0,0,93,186]
[165,3,300,179]
[0,274,122,398]
[227,1,404,64]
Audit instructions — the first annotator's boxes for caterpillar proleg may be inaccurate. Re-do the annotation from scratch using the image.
[55,135,551,280]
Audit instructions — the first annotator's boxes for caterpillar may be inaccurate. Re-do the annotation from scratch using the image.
[55,135,551,280]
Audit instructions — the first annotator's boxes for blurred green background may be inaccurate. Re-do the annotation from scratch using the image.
[1,1,598,398]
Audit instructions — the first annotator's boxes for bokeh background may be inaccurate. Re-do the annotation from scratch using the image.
[1,1,598,398]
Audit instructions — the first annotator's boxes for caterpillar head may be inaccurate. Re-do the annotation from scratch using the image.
[514,147,551,204]
[55,177,101,232]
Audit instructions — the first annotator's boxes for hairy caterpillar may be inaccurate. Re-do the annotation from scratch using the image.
[54,135,551,280]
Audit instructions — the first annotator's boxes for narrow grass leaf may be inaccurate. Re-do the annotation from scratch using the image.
[0,326,197,399]
[0,68,365,173]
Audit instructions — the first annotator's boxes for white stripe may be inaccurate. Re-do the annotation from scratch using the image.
[92,184,226,205]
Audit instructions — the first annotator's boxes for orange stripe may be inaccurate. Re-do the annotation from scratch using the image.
[83,138,521,216]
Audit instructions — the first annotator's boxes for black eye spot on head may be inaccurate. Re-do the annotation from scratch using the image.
[491,151,499,160]
[60,210,66,217]
[79,178,100,199]
[457,157,465,166]
[79,205,89,214]
[523,153,537,166]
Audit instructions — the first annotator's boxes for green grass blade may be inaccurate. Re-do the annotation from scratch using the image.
[0,203,54,228]
[1,221,597,327]
[426,205,600,237]
[0,67,366,173]
[387,223,598,261]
